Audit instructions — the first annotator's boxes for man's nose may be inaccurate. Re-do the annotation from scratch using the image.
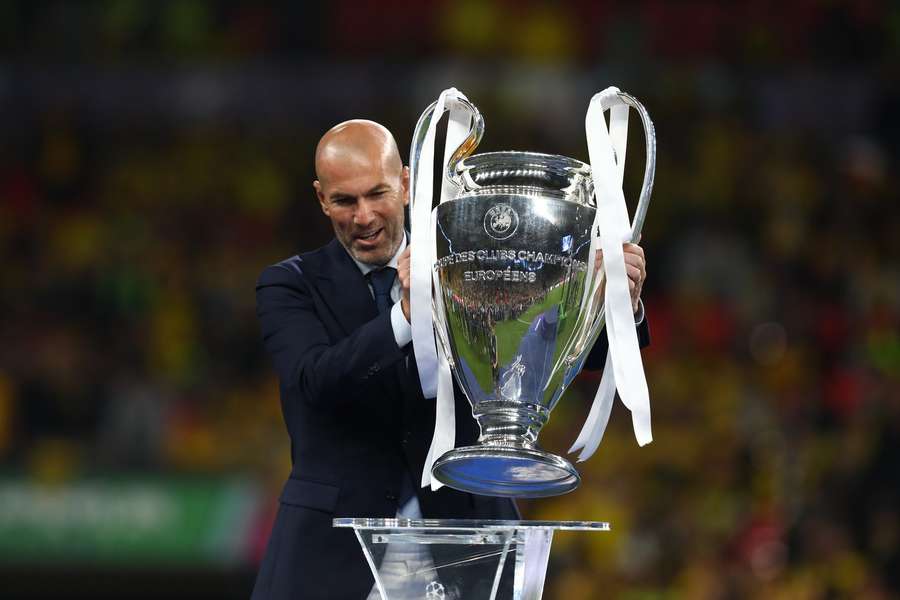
[354,199,375,226]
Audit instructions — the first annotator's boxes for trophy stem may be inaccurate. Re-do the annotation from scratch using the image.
[474,400,549,447]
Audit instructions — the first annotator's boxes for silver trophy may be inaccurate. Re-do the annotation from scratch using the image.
[411,91,655,497]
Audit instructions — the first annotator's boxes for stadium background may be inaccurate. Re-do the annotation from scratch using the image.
[1,1,898,598]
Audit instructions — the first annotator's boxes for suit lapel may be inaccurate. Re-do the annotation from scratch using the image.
[313,239,378,336]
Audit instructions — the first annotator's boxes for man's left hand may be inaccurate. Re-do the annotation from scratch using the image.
[623,243,646,314]
[596,243,646,314]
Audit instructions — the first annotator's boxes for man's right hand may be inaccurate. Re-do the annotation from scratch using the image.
[398,246,411,322]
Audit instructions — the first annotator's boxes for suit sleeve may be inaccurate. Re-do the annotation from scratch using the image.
[581,315,651,371]
[256,264,406,408]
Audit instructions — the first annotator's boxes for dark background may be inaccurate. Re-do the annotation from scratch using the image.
[1,1,898,598]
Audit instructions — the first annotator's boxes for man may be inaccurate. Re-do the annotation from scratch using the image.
[251,120,649,599]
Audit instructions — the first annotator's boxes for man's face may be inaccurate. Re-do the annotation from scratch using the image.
[315,157,409,266]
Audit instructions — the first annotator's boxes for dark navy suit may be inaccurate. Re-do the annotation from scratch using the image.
[250,238,648,599]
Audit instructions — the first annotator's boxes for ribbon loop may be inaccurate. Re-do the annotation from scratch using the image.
[570,88,653,460]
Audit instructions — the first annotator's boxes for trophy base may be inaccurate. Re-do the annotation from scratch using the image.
[432,445,580,498]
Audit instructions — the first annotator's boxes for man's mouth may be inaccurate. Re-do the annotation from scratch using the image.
[355,228,383,244]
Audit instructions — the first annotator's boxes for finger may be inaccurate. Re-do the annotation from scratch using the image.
[623,246,645,272]
[623,243,645,260]
[623,250,646,279]
[623,252,644,269]
[626,264,642,283]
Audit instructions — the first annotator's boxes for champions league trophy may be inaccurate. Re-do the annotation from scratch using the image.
[408,88,656,499]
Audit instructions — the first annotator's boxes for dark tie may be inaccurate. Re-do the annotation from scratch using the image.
[369,266,416,512]
[368,267,397,314]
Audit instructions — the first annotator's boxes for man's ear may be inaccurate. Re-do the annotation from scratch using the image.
[401,166,410,206]
[314,180,330,216]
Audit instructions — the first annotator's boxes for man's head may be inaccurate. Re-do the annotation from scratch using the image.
[314,120,409,266]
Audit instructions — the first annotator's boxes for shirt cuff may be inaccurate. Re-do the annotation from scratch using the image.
[633,298,645,325]
[390,301,413,348]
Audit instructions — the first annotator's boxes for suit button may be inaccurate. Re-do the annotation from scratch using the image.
[368,364,380,376]
[401,431,411,445]
[385,490,397,501]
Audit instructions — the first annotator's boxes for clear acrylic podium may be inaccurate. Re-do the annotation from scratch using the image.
[334,518,609,600]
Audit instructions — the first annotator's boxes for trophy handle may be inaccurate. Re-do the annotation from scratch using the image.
[617,91,656,243]
[566,91,656,364]
[409,94,484,376]
[408,96,484,201]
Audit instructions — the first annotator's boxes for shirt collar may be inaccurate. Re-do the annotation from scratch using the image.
[349,233,407,276]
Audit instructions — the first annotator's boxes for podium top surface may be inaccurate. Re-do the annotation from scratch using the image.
[333,518,610,531]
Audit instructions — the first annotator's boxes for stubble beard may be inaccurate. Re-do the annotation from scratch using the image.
[346,225,403,267]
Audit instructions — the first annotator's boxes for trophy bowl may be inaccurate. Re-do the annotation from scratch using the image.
[431,152,605,497]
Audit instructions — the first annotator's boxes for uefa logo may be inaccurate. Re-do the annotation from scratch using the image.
[483,203,519,240]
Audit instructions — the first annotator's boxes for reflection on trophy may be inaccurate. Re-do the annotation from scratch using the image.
[412,90,656,498]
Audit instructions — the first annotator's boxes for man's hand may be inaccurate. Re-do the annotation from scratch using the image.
[624,243,646,313]
[398,246,411,322]
[595,242,647,314]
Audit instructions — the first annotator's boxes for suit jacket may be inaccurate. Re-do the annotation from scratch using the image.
[250,238,649,599]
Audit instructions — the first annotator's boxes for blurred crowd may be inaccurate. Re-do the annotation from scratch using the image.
[1,1,899,598]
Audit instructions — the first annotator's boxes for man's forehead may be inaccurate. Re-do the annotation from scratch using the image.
[317,150,399,186]
[320,171,393,198]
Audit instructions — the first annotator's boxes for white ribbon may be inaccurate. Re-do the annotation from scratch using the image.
[570,87,652,459]
[410,88,472,489]
[515,528,553,598]
[420,207,457,490]
[569,350,616,461]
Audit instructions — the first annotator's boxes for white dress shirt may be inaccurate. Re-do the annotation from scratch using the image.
[350,236,413,349]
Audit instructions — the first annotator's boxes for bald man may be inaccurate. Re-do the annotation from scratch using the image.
[251,121,521,600]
